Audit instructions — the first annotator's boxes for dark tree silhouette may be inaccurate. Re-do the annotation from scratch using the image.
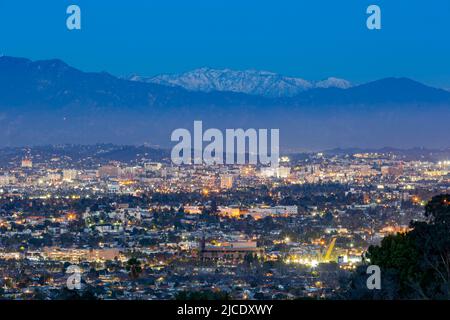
[346,194,450,299]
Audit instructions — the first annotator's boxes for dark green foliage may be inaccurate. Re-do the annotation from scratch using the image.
[348,194,450,299]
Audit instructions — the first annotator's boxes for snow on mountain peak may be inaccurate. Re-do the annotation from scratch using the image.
[315,77,352,89]
[129,68,351,97]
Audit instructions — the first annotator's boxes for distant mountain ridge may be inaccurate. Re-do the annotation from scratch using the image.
[0,55,450,148]
[129,67,352,97]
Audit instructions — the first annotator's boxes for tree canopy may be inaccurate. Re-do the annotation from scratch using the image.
[348,194,450,299]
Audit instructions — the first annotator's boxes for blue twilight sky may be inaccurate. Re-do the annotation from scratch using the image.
[0,0,449,87]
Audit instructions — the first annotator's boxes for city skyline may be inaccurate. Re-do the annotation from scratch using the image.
[0,144,448,300]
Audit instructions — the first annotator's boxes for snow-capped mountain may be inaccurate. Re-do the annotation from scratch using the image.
[2,56,450,147]
[315,77,352,89]
[129,68,352,97]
